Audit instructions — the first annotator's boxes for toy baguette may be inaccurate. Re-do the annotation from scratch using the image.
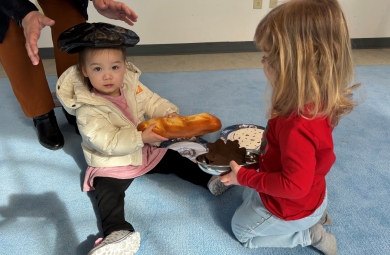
[137,112,222,138]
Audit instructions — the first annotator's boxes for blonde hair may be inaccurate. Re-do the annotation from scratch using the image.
[255,0,359,126]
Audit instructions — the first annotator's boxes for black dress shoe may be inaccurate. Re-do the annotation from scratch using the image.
[62,107,80,135]
[33,110,64,150]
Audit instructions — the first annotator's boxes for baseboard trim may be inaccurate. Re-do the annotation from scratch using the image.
[351,38,390,49]
[39,38,390,59]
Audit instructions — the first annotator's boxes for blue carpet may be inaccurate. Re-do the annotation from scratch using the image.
[0,66,389,255]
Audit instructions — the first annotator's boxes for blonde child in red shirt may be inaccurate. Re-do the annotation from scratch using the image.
[219,1,359,254]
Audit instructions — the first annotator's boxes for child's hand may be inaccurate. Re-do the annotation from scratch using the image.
[141,124,168,144]
[166,112,179,118]
[219,160,241,186]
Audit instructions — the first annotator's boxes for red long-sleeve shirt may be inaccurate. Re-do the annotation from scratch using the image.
[237,114,335,220]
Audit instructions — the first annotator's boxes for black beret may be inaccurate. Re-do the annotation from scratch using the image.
[57,22,140,54]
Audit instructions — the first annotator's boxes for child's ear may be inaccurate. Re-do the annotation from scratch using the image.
[81,66,88,77]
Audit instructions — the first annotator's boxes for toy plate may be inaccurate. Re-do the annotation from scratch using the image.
[220,124,265,150]
[160,137,208,162]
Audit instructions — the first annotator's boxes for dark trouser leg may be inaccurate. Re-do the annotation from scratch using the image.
[0,20,64,149]
[147,149,212,188]
[93,177,135,237]
[37,0,86,77]
[38,0,86,132]
[0,20,54,118]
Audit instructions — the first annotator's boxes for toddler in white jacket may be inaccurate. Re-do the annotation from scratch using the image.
[56,22,227,255]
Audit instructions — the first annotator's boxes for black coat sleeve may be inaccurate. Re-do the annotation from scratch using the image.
[0,0,38,26]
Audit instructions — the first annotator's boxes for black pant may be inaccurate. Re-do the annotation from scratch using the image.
[93,149,212,236]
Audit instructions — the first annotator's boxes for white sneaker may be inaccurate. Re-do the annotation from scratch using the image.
[207,175,231,196]
[88,230,140,255]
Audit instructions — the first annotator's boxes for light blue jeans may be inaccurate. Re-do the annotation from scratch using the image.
[231,187,327,248]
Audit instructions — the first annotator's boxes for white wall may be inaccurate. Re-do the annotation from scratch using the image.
[340,0,390,39]
[36,0,390,48]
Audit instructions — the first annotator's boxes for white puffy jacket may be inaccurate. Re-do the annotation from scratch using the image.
[56,62,179,167]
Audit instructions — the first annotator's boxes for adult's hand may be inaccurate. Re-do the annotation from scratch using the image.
[92,0,138,26]
[21,11,55,65]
